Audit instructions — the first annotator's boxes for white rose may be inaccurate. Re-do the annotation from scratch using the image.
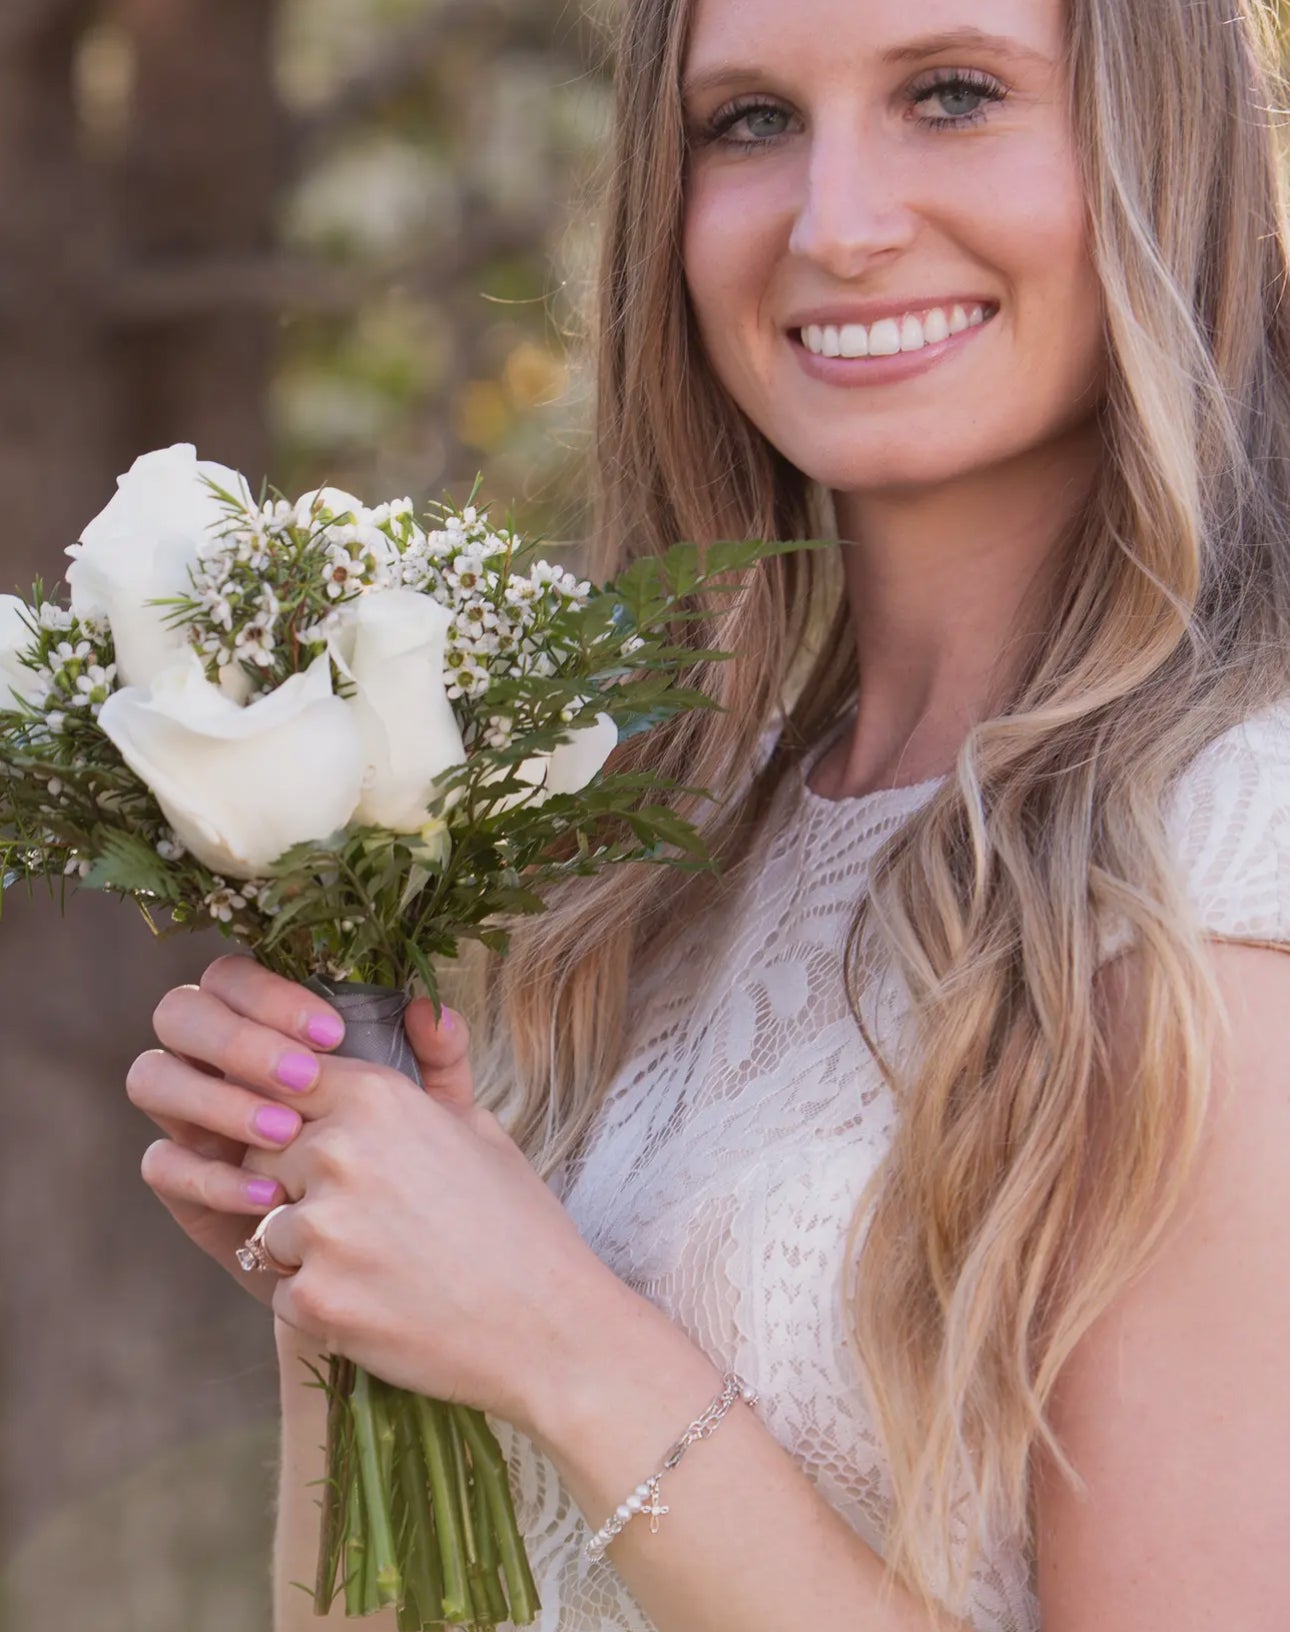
[327,588,466,830]
[483,711,618,815]
[0,596,43,707]
[96,650,365,879]
[64,444,253,688]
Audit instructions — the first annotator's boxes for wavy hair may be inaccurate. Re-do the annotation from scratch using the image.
[463,0,1290,1614]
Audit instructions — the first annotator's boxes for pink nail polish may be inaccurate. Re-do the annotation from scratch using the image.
[255,1104,301,1145]
[275,1051,318,1092]
[246,1178,278,1206]
[307,1013,344,1048]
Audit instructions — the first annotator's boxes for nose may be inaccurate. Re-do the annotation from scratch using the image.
[787,121,919,279]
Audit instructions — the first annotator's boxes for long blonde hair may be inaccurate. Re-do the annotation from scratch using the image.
[465,0,1290,1614]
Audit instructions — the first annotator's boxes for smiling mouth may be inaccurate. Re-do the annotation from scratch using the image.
[789,301,1000,360]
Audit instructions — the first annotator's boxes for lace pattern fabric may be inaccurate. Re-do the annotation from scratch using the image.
[493,696,1290,1631]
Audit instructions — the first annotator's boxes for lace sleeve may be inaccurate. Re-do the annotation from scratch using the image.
[1097,695,1290,967]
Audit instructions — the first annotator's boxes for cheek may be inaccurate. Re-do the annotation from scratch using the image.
[682,170,781,344]
[982,146,1105,379]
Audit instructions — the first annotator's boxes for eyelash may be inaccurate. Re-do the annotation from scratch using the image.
[695,70,1008,153]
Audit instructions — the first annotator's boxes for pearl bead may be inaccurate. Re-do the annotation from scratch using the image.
[625,1493,643,1512]
[615,1503,632,1521]
[634,1481,653,1498]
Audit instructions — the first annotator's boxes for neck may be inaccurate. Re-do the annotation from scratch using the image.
[817,421,1102,798]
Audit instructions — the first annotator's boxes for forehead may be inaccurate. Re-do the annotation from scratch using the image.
[681,0,1064,78]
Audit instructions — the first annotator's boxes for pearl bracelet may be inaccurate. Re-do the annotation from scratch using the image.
[583,1371,758,1563]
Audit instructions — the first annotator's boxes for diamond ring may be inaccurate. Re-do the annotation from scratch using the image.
[236,1202,298,1276]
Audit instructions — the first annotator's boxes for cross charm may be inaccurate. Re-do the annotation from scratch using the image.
[642,1478,670,1534]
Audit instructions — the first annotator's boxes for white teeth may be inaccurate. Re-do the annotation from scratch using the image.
[867,318,902,356]
[798,302,992,358]
[838,323,868,358]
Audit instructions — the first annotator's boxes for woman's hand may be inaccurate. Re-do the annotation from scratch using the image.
[128,954,477,1309]
[130,953,617,1438]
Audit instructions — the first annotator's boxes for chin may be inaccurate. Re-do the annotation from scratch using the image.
[775,437,983,495]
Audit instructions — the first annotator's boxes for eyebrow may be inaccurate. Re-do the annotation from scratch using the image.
[681,28,1053,101]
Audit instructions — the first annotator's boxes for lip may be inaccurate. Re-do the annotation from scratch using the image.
[788,304,998,388]
[786,297,998,329]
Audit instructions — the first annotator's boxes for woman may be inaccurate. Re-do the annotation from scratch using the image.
[125,0,1290,1626]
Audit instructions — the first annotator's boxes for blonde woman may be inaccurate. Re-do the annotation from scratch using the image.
[125,0,1290,1626]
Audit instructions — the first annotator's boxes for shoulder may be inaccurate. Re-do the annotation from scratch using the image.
[1163,692,1290,949]
[1099,694,1290,964]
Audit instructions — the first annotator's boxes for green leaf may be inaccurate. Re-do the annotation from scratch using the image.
[80,831,180,898]
[398,864,436,914]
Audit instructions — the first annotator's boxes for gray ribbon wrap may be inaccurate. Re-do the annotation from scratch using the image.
[302,975,425,1090]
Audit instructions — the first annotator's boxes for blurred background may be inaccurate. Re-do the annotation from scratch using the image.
[0,0,613,1624]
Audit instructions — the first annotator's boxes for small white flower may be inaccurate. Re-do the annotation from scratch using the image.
[156,832,186,861]
[203,881,250,922]
[324,551,364,599]
[38,603,73,632]
[46,710,66,732]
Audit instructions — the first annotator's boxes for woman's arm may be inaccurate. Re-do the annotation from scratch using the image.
[529,1266,960,1632]
[273,1317,400,1631]
[1032,940,1290,1631]
[527,941,1290,1632]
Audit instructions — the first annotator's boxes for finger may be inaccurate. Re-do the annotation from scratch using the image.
[127,1049,305,1154]
[404,999,475,1109]
[256,1198,306,1274]
[151,985,331,1117]
[141,1137,288,1218]
[198,953,347,1053]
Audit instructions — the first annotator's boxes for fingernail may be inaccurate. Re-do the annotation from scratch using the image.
[275,1051,319,1092]
[306,1013,344,1048]
[255,1104,301,1145]
[438,1009,457,1036]
[246,1178,278,1206]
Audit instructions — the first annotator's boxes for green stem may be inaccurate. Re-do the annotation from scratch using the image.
[446,1409,497,1627]
[394,1393,446,1626]
[343,1420,366,1618]
[456,1406,541,1625]
[459,1407,509,1625]
[310,1351,352,1614]
[414,1397,472,1622]
[474,1477,509,1625]
[352,1368,404,1607]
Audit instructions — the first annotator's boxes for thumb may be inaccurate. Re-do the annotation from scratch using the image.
[404,997,475,1110]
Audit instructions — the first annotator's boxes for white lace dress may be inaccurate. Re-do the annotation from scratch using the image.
[490,696,1290,1631]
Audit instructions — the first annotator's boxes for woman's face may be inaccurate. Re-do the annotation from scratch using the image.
[680,0,1106,495]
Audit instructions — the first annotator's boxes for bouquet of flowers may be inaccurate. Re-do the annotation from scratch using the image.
[0,444,813,1627]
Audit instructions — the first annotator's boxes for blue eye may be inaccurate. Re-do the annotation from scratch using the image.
[698,99,795,153]
[909,70,1008,130]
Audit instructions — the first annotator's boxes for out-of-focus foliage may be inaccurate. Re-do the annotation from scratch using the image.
[72,0,612,533]
[266,0,614,527]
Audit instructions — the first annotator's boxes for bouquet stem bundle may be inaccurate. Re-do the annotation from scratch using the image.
[308,1354,538,1626]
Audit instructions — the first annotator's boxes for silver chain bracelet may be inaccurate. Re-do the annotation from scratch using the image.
[583,1372,759,1562]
